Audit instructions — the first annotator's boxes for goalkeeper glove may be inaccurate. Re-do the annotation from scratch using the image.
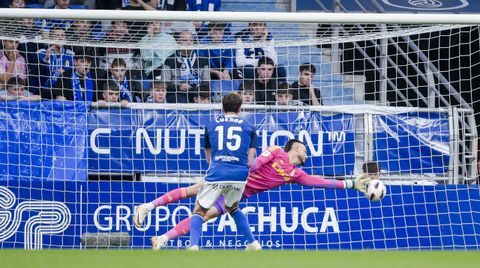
[344,174,371,193]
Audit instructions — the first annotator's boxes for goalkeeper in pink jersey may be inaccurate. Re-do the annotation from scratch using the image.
[134,139,375,249]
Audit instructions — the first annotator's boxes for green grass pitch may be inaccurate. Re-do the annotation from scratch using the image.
[1,250,480,268]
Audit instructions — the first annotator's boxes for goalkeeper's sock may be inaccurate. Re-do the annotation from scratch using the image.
[165,217,191,240]
[231,209,255,244]
[189,214,203,247]
[151,187,188,207]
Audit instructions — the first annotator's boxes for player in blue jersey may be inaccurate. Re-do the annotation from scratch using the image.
[186,92,261,251]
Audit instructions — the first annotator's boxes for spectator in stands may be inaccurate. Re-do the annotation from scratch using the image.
[254,56,278,105]
[37,0,74,32]
[0,77,40,101]
[106,58,142,102]
[96,80,128,107]
[187,0,219,11]
[199,22,233,80]
[275,83,304,106]
[67,20,95,42]
[52,51,96,101]
[139,21,176,80]
[162,30,209,103]
[193,84,211,104]
[238,80,255,104]
[99,20,140,70]
[0,39,27,88]
[16,17,46,95]
[145,80,167,103]
[235,22,277,79]
[9,0,24,8]
[37,26,75,98]
[105,20,132,42]
[290,63,321,106]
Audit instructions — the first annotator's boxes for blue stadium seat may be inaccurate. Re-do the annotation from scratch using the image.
[210,80,242,94]
[320,84,355,105]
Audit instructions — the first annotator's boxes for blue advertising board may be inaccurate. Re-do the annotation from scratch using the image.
[87,108,356,177]
[0,181,479,249]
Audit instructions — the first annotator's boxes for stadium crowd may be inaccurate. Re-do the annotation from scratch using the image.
[0,0,323,106]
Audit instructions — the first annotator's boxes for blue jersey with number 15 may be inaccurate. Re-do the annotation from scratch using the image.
[204,114,257,183]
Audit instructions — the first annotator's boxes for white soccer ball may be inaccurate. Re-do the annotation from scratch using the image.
[365,179,386,201]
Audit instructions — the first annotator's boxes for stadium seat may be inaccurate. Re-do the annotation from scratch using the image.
[320,84,355,105]
[210,80,242,94]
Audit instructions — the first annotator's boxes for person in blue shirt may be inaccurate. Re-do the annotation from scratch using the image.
[199,23,234,80]
[37,26,75,99]
[52,50,97,101]
[187,92,261,251]
[36,0,74,32]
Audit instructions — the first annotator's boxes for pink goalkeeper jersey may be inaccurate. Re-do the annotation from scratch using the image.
[243,146,346,198]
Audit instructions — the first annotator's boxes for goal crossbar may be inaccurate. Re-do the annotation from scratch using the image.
[1,8,480,24]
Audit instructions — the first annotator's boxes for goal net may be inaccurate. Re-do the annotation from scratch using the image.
[0,9,479,250]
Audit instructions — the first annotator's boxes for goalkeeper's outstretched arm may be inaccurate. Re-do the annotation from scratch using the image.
[293,171,370,193]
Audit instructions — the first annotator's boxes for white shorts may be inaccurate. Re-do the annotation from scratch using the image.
[196,182,246,210]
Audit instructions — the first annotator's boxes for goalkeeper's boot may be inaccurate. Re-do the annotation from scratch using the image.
[151,235,169,250]
[187,245,199,251]
[133,204,149,228]
[245,240,262,251]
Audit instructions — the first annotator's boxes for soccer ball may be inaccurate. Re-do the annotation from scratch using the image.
[365,179,386,201]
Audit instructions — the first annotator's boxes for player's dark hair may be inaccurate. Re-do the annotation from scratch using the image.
[299,63,316,74]
[284,139,305,152]
[222,92,242,113]
[362,161,380,174]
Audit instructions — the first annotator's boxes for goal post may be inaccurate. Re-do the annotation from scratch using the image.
[0,9,479,250]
